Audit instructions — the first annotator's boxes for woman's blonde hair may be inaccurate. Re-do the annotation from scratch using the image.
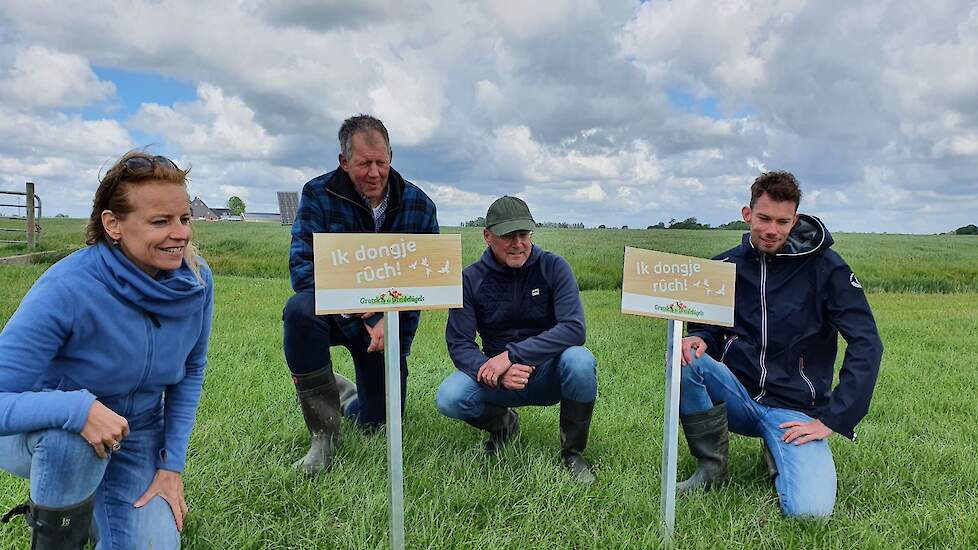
[85,150,202,281]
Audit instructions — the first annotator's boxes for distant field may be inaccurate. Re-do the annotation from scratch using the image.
[2,221,977,548]
[3,218,978,293]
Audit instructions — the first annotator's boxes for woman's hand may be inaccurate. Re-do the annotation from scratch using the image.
[134,469,188,531]
[80,400,129,458]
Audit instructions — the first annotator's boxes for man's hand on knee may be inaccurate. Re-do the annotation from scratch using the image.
[780,419,833,445]
[364,318,385,352]
[500,364,534,391]
[681,336,707,366]
[477,351,512,388]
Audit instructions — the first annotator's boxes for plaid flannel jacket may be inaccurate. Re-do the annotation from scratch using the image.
[289,167,439,353]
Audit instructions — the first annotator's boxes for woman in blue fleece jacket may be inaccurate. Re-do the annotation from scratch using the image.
[0,152,213,549]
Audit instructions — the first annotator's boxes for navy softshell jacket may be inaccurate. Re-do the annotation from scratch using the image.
[687,214,883,439]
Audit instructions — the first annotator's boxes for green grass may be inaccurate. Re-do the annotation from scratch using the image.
[4,218,978,293]
[2,224,978,548]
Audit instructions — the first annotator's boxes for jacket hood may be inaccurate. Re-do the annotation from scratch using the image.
[478,243,543,273]
[94,241,208,317]
[743,213,834,258]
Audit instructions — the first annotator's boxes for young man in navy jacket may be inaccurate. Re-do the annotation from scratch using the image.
[436,196,598,484]
[680,171,883,517]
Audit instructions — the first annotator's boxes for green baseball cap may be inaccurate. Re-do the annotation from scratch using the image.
[486,196,536,236]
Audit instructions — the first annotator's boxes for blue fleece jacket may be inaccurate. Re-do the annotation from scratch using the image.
[0,241,213,472]
[446,245,586,380]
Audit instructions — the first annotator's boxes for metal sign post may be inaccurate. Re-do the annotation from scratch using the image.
[659,319,683,544]
[312,233,463,550]
[384,311,405,550]
[620,246,736,545]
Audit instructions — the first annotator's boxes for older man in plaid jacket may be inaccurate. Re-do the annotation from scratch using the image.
[283,114,439,475]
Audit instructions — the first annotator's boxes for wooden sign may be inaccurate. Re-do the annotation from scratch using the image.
[313,233,463,315]
[621,247,736,327]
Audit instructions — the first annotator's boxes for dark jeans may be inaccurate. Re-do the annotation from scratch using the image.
[283,291,407,427]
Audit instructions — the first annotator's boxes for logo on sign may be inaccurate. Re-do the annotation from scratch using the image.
[653,301,705,318]
[359,289,426,305]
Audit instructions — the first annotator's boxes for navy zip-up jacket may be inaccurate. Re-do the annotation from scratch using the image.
[446,245,586,380]
[289,167,439,353]
[687,214,883,439]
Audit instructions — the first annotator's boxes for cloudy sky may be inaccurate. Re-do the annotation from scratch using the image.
[1,1,976,233]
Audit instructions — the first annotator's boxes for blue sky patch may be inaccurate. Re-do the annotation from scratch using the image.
[94,66,197,112]
[666,86,722,118]
[57,67,198,156]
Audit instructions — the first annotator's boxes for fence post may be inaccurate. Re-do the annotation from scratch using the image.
[25,182,36,249]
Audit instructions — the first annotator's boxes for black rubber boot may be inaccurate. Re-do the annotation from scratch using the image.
[291,365,342,475]
[677,402,729,492]
[761,439,779,482]
[463,404,520,455]
[1,494,95,550]
[333,372,358,416]
[559,399,597,484]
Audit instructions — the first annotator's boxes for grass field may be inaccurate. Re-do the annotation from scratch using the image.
[2,221,978,548]
[4,218,978,293]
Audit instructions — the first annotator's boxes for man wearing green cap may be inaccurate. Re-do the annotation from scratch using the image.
[436,196,598,483]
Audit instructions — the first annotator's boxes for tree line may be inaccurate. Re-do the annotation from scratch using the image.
[460,215,746,230]
[460,216,585,229]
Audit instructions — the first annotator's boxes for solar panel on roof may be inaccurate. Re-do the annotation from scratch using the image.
[277,191,299,225]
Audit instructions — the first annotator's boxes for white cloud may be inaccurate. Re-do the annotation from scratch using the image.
[569,182,607,203]
[1,0,977,232]
[0,46,116,110]
[474,80,505,112]
[420,182,493,207]
[486,0,601,40]
[0,105,132,218]
[219,185,250,199]
[129,84,279,160]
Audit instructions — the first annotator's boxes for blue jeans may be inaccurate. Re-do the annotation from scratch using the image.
[436,346,597,419]
[0,407,179,549]
[680,353,836,518]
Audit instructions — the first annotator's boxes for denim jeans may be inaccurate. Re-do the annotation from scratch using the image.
[680,352,836,518]
[436,346,597,419]
[283,291,407,427]
[0,407,179,549]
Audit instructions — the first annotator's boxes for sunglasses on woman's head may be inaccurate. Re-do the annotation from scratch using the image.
[122,155,179,175]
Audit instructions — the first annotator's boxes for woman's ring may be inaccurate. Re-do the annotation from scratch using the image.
[111,442,121,451]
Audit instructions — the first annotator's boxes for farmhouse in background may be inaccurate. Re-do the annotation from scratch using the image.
[190,197,218,220]
[190,197,243,221]
[211,207,238,220]
[192,194,295,223]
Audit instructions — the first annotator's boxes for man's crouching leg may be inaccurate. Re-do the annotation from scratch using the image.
[763,417,836,519]
[291,366,342,475]
[436,371,519,455]
[283,292,342,475]
[556,346,598,484]
[678,354,730,492]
